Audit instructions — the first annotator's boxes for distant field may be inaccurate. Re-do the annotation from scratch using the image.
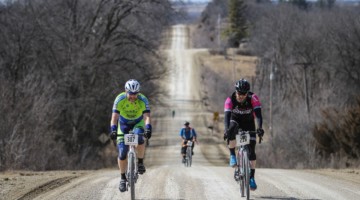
[197,49,257,81]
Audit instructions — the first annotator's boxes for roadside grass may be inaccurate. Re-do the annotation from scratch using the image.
[196,49,257,83]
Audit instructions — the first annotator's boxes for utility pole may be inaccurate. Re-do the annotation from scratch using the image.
[269,61,274,137]
[295,62,311,121]
[233,47,236,82]
[217,14,221,48]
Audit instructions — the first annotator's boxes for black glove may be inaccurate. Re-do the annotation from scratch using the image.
[223,130,228,141]
[145,129,152,139]
[257,128,264,137]
[109,131,117,140]
[145,124,152,139]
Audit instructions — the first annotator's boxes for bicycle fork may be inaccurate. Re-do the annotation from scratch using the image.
[234,148,245,182]
[127,146,138,188]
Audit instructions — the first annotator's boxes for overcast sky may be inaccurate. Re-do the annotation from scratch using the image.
[173,0,360,2]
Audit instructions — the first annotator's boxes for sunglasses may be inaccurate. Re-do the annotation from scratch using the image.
[236,91,247,95]
[127,91,139,95]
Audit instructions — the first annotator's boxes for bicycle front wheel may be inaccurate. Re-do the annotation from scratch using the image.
[188,147,192,167]
[186,147,191,167]
[244,150,250,200]
[238,150,245,197]
[128,154,136,200]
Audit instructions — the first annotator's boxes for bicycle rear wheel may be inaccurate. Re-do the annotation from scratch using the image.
[128,154,135,200]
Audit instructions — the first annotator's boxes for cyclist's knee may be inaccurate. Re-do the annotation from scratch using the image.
[118,143,128,160]
[138,136,144,145]
[249,153,256,160]
[133,127,145,145]
[228,121,238,140]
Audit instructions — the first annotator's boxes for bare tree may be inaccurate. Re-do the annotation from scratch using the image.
[0,0,174,170]
[247,3,359,168]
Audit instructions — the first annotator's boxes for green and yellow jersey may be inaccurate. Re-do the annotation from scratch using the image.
[112,92,150,125]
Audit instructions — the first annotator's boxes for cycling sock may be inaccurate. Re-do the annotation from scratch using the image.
[121,173,126,180]
[230,148,236,156]
[251,169,255,178]
[138,158,143,164]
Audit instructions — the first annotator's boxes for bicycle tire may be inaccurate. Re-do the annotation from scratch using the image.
[128,153,135,200]
[186,147,191,167]
[188,146,192,167]
[238,150,245,197]
[244,150,250,200]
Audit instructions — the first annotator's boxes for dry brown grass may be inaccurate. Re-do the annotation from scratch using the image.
[196,49,257,81]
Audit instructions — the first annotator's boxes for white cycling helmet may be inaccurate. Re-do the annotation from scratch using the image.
[125,79,140,93]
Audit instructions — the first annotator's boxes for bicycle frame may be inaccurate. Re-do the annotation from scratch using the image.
[234,130,257,200]
[124,130,140,200]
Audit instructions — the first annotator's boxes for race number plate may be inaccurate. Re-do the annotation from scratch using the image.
[187,141,193,146]
[124,134,138,145]
[236,133,250,146]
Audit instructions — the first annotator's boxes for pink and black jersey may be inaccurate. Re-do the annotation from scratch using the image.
[224,92,261,124]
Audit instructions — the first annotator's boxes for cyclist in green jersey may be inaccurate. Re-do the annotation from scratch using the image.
[109,79,152,192]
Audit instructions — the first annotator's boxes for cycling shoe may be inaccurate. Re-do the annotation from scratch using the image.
[138,163,146,174]
[119,179,127,192]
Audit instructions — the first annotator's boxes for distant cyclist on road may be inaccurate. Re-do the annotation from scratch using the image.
[223,78,264,191]
[179,121,197,163]
[109,79,152,192]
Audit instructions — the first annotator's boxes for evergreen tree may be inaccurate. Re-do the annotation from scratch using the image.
[289,0,309,9]
[223,0,248,47]
[316,0,336,9]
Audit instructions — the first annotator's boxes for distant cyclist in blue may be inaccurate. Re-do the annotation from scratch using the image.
[179,121,198,163]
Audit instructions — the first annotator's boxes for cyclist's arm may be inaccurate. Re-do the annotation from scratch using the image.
[143,112,151,126]
[224,97,232,130]
[254,108,262,129]
[111,94,123,131]
[224,111,231,130]
[110,112,119,133]
[192,128,197,141]
[179,128,182,136]
[251,94,262,129]
[179,129,186,140]
[139,94,151,127]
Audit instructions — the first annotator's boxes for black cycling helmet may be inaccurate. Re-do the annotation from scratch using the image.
[235,78,250,94]
[184,121,190,126]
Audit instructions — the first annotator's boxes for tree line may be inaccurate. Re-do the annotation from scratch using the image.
[0,0,174,171]
[195,0,360,168]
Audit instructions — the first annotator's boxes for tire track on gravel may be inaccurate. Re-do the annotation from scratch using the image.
[18,176,78,200]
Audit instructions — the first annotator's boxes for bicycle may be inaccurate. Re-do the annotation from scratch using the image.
[233,130,262,200]
[123,129,142,200]
[184,140,193,167]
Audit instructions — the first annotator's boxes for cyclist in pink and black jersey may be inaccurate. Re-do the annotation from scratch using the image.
[223,78,264,191]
